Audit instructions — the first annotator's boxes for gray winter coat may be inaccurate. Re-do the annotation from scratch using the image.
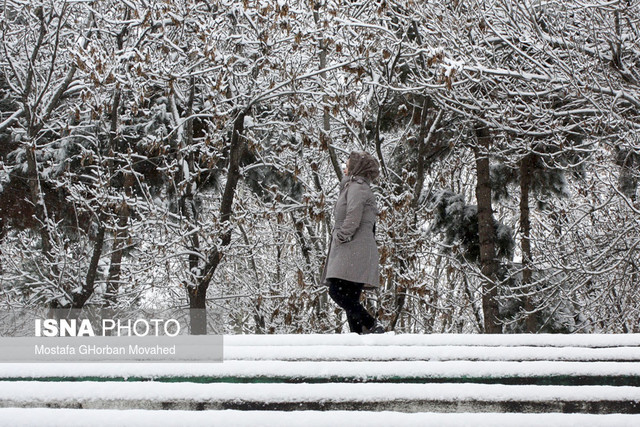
[322,176,380,287]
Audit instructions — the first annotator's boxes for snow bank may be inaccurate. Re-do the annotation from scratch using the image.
[2,382,640,403]
[224,333,640,347]
[224,345,640,362]
[0,409,638,427]
[0,360,639,380]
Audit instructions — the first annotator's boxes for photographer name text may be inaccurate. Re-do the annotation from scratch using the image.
[34,344,176,356]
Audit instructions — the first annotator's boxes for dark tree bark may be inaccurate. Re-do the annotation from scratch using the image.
[104,77,128,308]
[23,13,53,257]
[73,225,105,308]
[105,208,128,308]
[411,98,432,211]
[312,5,343,182]
[412,98,443,211]
[25,146,52,256]
[188,110,247,334]
[176,76,203,318]
[473,124,501,334]
[389,258,408,331]
[520,153,538,333]
[291,212,313,276]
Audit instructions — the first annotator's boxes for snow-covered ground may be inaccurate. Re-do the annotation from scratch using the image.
[223,333,640,347]
[0,334,638,425]
[1,382,639,405]
[0,409,639,427]
[0,360,639,380]
[2,333,639,379]
[225,345,640,361]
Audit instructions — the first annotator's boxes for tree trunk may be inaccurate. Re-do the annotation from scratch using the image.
[104,85,128,308]
[25,145,52,256]
[411,98,431,211]
[190,110,247,334]
[389,258,408,331]
[313,5,343,182]
[463,274,484,333]
[473,125,501,334]
[520,154,537,333]
[188,289,207,335]
[412,99,444,212]
[105,209,128,307]
[177,77,203,295]
[73,225,105,308]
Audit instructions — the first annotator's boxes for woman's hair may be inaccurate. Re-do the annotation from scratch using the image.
[347,151,380,181]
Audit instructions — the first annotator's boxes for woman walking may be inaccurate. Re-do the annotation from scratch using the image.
[322,151,385,334]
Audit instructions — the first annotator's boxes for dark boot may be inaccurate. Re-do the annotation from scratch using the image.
[362,321,385,334]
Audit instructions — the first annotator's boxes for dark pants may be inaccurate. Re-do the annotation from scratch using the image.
[328,278,375,334]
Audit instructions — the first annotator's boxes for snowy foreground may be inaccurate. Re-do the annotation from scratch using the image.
[0,409,638,427]
[0,334,639,426]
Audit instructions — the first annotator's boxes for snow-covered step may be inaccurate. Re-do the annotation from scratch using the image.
[224,345,640,362]
[1,382,639,414]
[224,333,640,348]
[222,333,640,362]
[1,408,639,427]
[2,334,639,416]
[1,360,639,386]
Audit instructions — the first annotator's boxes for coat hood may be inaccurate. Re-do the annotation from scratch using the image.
[347,151,380,182]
